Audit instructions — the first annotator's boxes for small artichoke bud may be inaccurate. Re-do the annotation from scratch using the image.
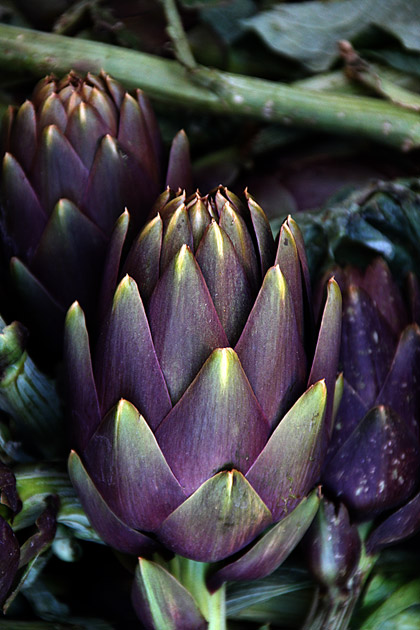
[304,498,361,591]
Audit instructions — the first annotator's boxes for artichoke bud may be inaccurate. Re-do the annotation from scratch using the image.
[1,71,192,358]
[123,187,276,347]
[65,187,342,613]
[304,497,361,591]
[407,271,420,323]
[320,256,420,523]
[0,317,28,379]
[0,317,63,459]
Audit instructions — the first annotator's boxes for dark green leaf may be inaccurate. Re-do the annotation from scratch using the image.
[242,0,420,72]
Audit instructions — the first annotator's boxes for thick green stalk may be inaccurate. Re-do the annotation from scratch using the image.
[0,24,420,150]
[170,557,226,630]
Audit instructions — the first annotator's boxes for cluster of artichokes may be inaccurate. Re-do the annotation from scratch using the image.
[1,70,420,630]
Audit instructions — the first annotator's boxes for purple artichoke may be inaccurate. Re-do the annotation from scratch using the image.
[0,71,191,356]
[301,259,420,630]
[65,187,342,612]
[322,258,420,525]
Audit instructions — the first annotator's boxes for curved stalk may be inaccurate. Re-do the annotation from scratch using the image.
[0,24,420,150]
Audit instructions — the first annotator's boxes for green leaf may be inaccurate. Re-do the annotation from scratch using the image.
[199,0,256,44]
[0,320,64,459]
[295,178,420,282]
[242,0,420,72]
[368,50,420,78]
[340,43,420,112]
[226,563,312,626]
[361,579,420,629]
[11,465,101,543]
[226,564,311,615]
[378,606,420,630]
[179,0,226,9]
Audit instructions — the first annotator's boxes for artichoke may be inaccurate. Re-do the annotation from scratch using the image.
[0,315,63,460]
[65,188,342,627]
[0,71,191,356]
[288,178,420,284]
[322,258,420,524]
[302,258,420,630]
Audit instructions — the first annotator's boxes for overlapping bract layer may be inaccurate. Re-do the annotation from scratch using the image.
[320,258,420,549]
[0,71,191,354]
[65,189,342,583]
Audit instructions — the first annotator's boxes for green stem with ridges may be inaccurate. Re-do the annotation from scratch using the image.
[1,24,420,150]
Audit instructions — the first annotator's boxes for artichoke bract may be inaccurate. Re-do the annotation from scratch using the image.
[65,189,341,619]
[0,71,191,356]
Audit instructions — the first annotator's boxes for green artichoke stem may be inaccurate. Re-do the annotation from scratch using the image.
[0,322,64,459]
[169,556,226,630]
[0,24,420,150]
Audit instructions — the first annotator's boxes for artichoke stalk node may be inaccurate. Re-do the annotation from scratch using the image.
[0,70,192,360]
[0,316,63,460]
[64,187,342,628]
